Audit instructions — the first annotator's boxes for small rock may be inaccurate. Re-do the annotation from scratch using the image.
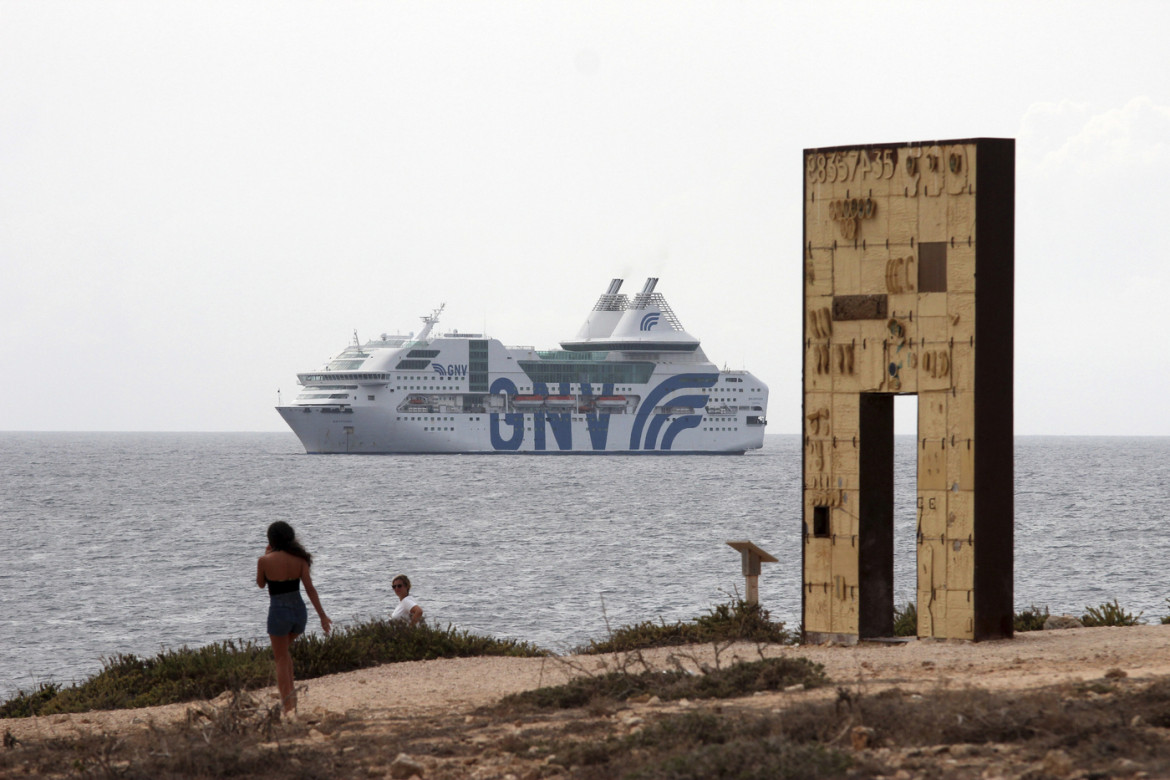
[1132,714,1146,727]
[1043,614,1084,630]
[784,684,804,692]
[308,728,328,742]
[1105,667,1127,679]
[390,753,426,779]
[1043,749,1073,777]
[647,696,660,705]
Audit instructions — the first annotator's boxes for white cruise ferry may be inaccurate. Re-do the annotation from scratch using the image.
[276,278,768,454]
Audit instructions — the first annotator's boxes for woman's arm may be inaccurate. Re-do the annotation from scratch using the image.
[300,564,332,634]
[409,604,423,626]
[256,545,273,589]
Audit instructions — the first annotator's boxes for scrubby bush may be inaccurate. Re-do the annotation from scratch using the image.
[501,656,827,711]
[581,599,794,654]
[1014,604,1050,632]
[1082,599,1143,627]
[1,619,545,717]
[893,602,918,637]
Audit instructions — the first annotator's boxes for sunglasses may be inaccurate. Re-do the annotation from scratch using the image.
[393,583,407,589]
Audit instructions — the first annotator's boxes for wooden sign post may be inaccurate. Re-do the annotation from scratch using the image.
[726,540,777,605]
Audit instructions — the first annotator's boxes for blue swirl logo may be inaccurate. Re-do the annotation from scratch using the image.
[640,312,660,331]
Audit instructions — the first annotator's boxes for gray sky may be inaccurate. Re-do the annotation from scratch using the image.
[3,1,1168,434]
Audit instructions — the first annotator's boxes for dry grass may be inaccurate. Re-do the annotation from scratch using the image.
[10,660,1170,779]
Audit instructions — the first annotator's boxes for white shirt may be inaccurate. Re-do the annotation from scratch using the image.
[391,594,419,622]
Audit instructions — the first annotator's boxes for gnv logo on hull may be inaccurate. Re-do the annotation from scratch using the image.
[639,312,660,331]
[487,374,718,451]
[432,363,468,377]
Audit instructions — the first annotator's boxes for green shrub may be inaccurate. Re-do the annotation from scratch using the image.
[1081,599,1143,627]
[1014,604,1050,632]
[893,602,917,637]
[501,656,828,711]
[582,600,793,654]
[1,619,546,718]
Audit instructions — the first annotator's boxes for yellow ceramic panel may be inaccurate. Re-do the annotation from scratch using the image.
[805,251,834,298]
[919,439,946,491]
[830,444,859,489]
[917,590,935,635]
[944,144,972,197]
[918,290,948,319]
[947,193,976,241]
[806,582,831,633]
[946,537,975,592]
[832,393,860,442]
[919,343,953,394]
[945,590,974,640]
[947,490,975,539]
[947,242,977,294]
[924,585,947,632]
[917,193,947,243]
[918,490,947,538]
[805,392,832,437]
[861,251,891,295]
[887,192,917,246]
[919,391,948,440]
[807,536,832,581]
[835,252,862,296]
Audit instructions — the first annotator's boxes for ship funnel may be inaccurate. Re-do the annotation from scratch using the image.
[561,277,700,352]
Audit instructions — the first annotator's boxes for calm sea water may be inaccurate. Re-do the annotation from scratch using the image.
[1,432,1168,699]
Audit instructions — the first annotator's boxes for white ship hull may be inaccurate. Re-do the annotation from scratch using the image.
[276,278,768,454]
[276,403,764,454]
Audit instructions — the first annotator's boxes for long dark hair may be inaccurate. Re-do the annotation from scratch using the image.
[267,521,312,566]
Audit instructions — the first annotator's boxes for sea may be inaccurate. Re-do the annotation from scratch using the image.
[2,432,1168,701]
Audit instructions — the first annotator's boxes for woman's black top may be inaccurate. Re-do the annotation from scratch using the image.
[266,578,300,595]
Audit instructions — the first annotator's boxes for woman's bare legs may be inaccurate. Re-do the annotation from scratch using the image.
[269,633,298,715]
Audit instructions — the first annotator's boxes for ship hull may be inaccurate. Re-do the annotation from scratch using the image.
[277,404,764,454]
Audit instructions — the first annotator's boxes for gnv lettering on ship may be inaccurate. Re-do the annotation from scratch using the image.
[488,373,719,452]
[432,364,468,377]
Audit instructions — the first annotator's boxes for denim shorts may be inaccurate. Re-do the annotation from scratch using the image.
[267,592,308,637]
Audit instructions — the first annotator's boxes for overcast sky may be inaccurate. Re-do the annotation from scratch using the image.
[3,1,1168,435]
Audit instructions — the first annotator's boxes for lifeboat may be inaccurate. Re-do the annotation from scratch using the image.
[512,395,545,408]
[545,395,575,407]
[595,396,627,407]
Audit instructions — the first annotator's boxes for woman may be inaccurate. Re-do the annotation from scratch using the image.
[256,521,331,716]
[390,574,423,626]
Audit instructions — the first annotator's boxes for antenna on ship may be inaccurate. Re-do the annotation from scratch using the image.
[416,303,446,341]
[277,388,282,405]
[352,329,360,346]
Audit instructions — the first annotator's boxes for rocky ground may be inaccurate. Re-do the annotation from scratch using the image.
[6,624,1170,778]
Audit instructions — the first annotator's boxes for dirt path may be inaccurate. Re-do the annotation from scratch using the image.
[7,624,1169,743]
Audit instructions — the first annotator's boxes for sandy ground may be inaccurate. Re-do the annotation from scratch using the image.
[7,624,1170,743]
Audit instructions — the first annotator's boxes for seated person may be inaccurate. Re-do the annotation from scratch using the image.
[391,574,423,626]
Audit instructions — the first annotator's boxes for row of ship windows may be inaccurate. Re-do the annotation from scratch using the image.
[398,416,484,422]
